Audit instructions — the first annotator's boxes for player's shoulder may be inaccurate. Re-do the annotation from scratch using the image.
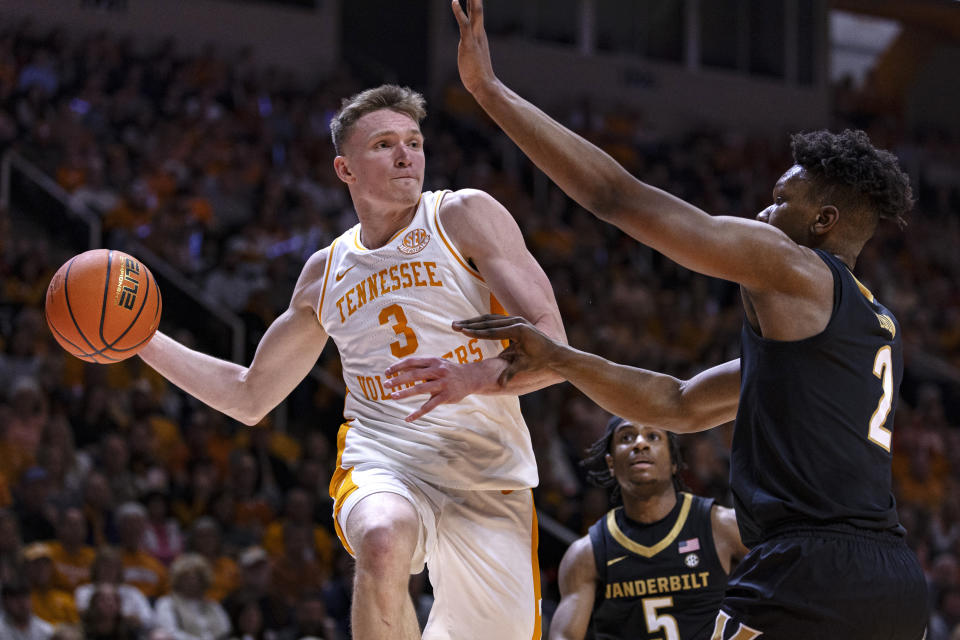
[559,534,598,582]
[438,188,504,223]
[709,503,739,539]
[290,246,332,308]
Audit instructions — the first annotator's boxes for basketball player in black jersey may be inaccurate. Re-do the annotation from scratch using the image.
[385,1,930,638]
[550,417,747,640]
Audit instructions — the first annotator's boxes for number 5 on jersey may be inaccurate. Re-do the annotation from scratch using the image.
[379,303,419,357]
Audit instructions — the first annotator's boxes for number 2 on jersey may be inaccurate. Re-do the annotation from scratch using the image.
[379,303,419,357]
[867,345,893,451]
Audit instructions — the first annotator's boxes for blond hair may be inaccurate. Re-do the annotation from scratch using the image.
[169,553,213,593]
[330,84,426,155]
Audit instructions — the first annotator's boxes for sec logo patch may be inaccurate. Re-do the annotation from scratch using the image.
[684,553,700,568]
[398,228,430,255]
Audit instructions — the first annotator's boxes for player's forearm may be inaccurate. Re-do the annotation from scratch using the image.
[546,344,695,432]
[139,332,261,425]
[471,80,655,225]
[471,356,563,396]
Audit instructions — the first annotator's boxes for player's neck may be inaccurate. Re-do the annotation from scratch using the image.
[355,199,419,249]
[621,488,678,524]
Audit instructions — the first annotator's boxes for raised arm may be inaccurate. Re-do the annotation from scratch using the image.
[451,0,822,297]
[454,315,740,433]
[386,189,566,421]
[139,250,330,425]
[549,536,597,640]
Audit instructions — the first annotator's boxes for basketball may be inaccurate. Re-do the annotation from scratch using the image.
[44,249,162,363]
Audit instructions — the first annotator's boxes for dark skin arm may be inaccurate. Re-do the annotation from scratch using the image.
[711,505,750,573]
[453,315,740,434]
[452,0,836,343]
[549,536,597,640]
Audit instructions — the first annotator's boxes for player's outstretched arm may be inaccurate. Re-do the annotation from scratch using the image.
[139,250,330,426]
[711,505,750,574]
[385,189,566,421]
[454,315,740,433]
[550,536,597,640]
[452,0,819,296]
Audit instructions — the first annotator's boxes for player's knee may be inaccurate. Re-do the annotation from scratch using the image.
[354,517,418,575]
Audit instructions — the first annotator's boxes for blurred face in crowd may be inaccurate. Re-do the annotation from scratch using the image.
[285,488,313,524]
[118,512,146,550]
[296,595,328,633]
[191,522,220,557]
[92,553,123,584]
[174,568,206,600]
[25,557,54,588]
[0,511,20,552]
[89,584,121,622]
[58,507,87,549]
[241,558,271,592]
[334,108,425,212]
[2,591,31,625]
[83,472,113,511]
[100,434,130,474]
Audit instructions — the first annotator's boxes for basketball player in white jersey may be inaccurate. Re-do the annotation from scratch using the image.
[138,84,565,640]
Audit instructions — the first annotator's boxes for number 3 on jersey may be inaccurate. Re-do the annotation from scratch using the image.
[379,303,419,357]
[868,345,893,451]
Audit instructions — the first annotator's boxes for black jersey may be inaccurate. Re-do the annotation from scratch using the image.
[732,249,903,547]
[588,493,727,640]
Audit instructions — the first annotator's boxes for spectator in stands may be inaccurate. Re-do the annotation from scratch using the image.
[48,506,96,592]
[0,507,23,585]
[187,517,239,603]
[81,583,143,640]
[278,591,338,640]
[97,433,138,506]
[75,546,154,630]
[261,488,332,577]
[22,542,79,626]
[80,471,117,547]
[154,553,230,640]
[143,491,184,567]
[269,523,328,607]
[223,547,288,634]
[12,467,56,544]
[0,578,53,640]
[116,502,168,599]
[226,597,274,640]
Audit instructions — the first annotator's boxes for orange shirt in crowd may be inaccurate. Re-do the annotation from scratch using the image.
[47,542,96,592]
[31,587,79,625]
[122,549,169,599]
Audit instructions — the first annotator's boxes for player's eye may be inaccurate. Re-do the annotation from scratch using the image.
[775,195,784,205]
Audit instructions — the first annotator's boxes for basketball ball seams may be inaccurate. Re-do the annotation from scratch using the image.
[64,256,108,356]
[46,249,162,363]
[99,252,151,351]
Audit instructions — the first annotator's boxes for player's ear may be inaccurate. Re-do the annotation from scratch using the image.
[334,156,356,184]
[812,204,839,236]
[605,453,614,472]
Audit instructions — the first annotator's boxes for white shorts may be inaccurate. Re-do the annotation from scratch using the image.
[331,464,542,640]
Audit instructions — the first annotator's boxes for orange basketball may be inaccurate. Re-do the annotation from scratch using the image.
[44,249,162,363]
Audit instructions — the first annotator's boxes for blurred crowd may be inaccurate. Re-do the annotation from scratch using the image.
[1,21,959,640]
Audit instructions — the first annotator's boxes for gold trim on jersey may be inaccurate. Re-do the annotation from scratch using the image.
[317,238,339,325]
[329,420,358,555]
[432,191,485,282]
[606,492,692,558]
[351,194,424,251]
[846,268,876,303]
[530,491,542,640]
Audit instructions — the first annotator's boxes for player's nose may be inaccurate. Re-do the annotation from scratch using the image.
[756,205,773,223]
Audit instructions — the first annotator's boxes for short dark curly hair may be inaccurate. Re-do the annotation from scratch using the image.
[791,129,913,229]
[582,416,686,506]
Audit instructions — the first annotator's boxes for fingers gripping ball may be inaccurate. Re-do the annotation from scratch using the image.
[45,249,162,363]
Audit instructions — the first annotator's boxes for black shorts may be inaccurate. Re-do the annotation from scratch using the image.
[714,526,928,640]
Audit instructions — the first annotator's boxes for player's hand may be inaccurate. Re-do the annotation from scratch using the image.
[452,0,497,96]
[453,314,562,383]
[384,356,483,422]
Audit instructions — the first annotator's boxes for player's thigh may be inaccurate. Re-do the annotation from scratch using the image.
[337,467,438,575]
[423,489,540,640]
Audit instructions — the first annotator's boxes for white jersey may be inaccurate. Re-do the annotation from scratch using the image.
[317,190,538,490]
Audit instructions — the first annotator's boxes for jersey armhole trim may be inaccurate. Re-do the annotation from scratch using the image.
[433,190,485,282]
[317,238,339,326]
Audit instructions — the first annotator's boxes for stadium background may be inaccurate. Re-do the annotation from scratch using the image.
[0,0,959,638]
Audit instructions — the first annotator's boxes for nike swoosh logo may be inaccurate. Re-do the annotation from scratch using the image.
[335,264,357,282]
[607,555,628,567]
